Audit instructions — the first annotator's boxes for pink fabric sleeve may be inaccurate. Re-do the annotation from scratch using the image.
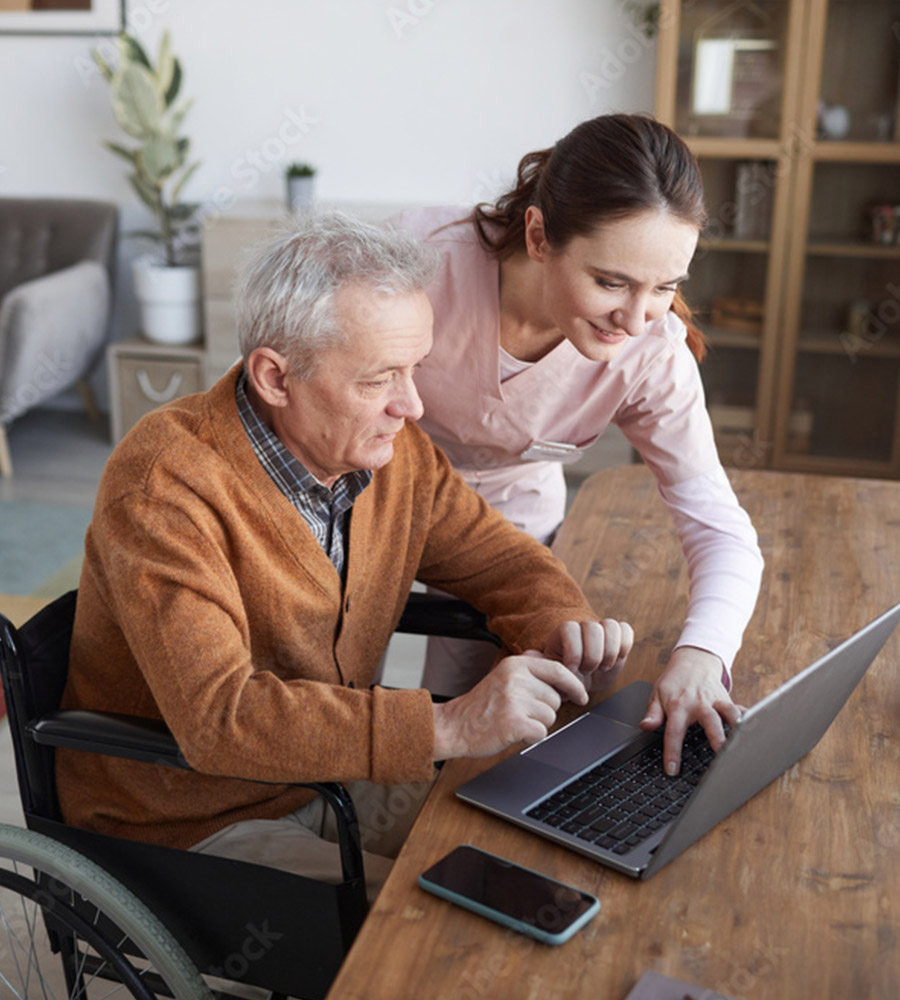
[657,466,764,682]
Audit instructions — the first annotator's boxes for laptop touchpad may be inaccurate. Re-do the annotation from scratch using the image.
[523,713,636,773]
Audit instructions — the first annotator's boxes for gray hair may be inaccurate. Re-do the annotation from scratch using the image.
[234,211,439,378]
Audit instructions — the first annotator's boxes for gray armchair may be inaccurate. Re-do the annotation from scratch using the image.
[0,198,118,477]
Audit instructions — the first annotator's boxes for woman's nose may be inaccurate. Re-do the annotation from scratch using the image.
[611,298,648,337]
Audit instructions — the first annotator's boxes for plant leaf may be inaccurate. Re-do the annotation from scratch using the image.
[164,58,182,108]
[155,31,177,100]
[120,32,152,71]
[91,49,114,82]
[103,140,138,165]
[167,201,201,221]
[139,134,182,185]
[112,62,164,139]
[171,160,201,203]
[127,172,161,213]
[168,97,194,134]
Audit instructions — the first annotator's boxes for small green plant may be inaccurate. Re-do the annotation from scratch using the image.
[286,162,317,178]
[92,32,201,266]
[624,1,660,39]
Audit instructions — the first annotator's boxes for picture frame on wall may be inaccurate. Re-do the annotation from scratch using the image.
[0,0,124,36]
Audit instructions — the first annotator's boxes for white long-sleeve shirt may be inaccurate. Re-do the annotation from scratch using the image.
[392,206,764,675]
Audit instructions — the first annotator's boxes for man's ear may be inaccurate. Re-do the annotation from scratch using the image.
[246,347,291,408]
[524,205,550,262]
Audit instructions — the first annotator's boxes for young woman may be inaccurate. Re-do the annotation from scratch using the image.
[392,113,764,775]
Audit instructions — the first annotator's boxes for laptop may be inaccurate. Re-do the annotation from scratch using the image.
[456,601,900,879]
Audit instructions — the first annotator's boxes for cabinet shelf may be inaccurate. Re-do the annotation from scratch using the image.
[705,327,765,350]
[812,142,900,163]
[685,138,785,159]
[797,333,900,358]
[806,240,900,259]
[699,237,770,254]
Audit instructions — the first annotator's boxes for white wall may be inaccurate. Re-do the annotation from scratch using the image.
[0,0,659,406]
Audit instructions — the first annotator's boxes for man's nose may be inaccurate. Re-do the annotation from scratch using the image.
[388,374,424,421]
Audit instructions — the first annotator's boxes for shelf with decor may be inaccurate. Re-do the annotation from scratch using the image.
[772,0,900,477]
[656,0,900,478]
[655,0,807,468]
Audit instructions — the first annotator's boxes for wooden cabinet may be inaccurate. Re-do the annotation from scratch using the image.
[655,0,900,477]
[107,338,205,443]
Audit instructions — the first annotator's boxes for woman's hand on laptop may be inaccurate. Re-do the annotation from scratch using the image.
[431,652,589,760]
[543,618,634,695]
[639,646,746,776]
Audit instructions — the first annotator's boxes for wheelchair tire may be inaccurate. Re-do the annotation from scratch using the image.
[0,823,213,999]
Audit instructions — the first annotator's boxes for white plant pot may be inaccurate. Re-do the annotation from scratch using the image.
[132,258,202,345]
[287,175,315,214]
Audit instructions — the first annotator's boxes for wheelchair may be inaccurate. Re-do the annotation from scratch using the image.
[0,589,500,999]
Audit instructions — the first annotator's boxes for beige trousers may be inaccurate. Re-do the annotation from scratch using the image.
[190,779,435,998]
[190,778,435,904]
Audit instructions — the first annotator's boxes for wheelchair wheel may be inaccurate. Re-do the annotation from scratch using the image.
[0,823,213,999]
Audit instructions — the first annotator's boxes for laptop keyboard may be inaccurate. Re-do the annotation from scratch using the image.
[524,724,715,855]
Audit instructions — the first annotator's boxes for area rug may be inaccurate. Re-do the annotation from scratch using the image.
[0,501,91,722]
[0,501,91,596]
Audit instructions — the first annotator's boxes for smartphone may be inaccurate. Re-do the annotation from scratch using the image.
[418,844,600,945]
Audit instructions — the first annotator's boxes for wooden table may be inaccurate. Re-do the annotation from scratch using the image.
[327,465,900,1000]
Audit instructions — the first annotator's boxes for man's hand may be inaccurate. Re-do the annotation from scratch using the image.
[639,646,745,776]
[432,652,589,760]
[544,619,634,695]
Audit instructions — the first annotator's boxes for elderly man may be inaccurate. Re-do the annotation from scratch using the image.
[57,213,633,896]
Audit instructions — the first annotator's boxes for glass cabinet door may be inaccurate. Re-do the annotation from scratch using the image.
[786,163,900,465]
[780,0,900,473]
[690,157,780,465]
[816,0,900,143]
[673,0,793,140]
[659,0,900,477]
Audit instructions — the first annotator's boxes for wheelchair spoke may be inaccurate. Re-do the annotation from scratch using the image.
[0,868,135,999]
[0,826,211,999]
[18,877,54,1000]
[0,868,52,999]
[66,928,156,1000]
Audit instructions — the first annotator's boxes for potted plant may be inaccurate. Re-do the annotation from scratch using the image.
[286,162,317,214]
[93,31,203,344]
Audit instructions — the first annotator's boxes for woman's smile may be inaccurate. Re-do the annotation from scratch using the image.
[587,320,628,345]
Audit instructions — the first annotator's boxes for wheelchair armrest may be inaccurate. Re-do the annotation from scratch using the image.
[27,709,192,770]
[28,710,367,886]
[396,592,502,647]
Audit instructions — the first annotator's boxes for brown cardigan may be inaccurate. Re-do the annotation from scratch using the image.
[57,366,598,849]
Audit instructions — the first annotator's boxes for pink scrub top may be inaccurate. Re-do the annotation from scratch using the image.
[391,206,764,674]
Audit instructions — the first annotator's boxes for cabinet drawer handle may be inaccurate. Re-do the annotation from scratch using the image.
[136,370,183,403]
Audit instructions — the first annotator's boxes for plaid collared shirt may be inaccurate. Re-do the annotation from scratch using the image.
[235,371,371,579]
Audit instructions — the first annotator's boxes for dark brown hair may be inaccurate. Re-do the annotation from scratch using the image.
[473,114,708,361]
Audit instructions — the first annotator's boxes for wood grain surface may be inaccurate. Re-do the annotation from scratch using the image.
[327,465,900,1000]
